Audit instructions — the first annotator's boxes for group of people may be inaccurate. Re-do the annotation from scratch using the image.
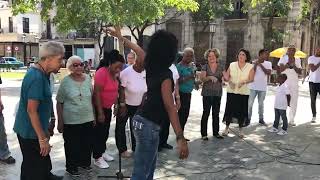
[0,25,319,180]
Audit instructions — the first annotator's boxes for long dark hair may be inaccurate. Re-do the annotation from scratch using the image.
[97,50,125,70]
[144,30,178,76]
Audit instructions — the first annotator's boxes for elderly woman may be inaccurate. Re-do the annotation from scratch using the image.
[222,48,254,138]
[200,48,224,140]
[14,41,65,180]
[56,56,95,176]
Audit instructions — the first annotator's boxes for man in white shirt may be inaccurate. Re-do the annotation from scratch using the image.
[278,45,302,126]
[308,46,320,123]
[246,49,272,126]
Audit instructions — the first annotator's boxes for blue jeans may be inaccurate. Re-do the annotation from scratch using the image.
[131,115,161,180]
[0,113,10,160]
[273,109,288,131]
[248,89,266,122]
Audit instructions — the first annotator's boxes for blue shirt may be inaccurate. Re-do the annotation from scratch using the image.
[14,67,52,139]
[176,63,194,93]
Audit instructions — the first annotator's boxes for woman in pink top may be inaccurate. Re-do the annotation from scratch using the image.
[93,50,125,169]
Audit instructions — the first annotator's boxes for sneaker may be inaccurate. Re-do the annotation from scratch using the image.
[311,117,316,123]
[48,173,64,180]
[121,151,132,158]
[161,143,173,149]
[289,121,296,126]
[268,127,279,133]
[80,166,93,172]
[277,129,288,136]
[102,152,114,162]
[94,157,110,169]
[259,120,267,126]
[202,136,209,141]
[66,169,81,177]
[0,156,15,164]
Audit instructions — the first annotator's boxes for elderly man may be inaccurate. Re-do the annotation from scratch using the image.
[308,46,320,123]
[123,52,136,69]
[278,45,302,126]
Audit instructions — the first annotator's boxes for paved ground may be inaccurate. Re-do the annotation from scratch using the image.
[0,79,320,180]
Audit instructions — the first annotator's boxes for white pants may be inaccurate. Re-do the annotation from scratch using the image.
[288,86,299,123]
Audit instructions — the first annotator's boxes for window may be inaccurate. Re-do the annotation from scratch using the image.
[9,17,13,32]
[23,17,29,33]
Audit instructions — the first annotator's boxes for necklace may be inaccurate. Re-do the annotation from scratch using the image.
[71,74,85,101]
[37,63,47,74]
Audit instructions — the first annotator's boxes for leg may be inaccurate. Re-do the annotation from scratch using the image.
[178,92,192,131]
[159,116,170,147]
[212,96,221,136]
[309,82,317,118]
[63,124,79,171]
[93,108,111,159]
[200,96,212,137]
[257,91,267,123]
[273,109,281,129]
[115,108,129,154]
[78,122,94,167]
[289,88,298,124]
[247,90,258,124]
[127,105,138,152]
[0,114,10,160]
[279,110,288,131]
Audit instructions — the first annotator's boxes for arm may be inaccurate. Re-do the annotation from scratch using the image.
[56,102,64,133]
[223,68,231,82]
[175,83,181,110]
[117,86,127,117]
[309,63,320,72]
[200,71,213,82]
[93,84,105,122]
[287,94,291,107]
[293,65,302,74]
[179,74,195,84]
[259,64,272,75]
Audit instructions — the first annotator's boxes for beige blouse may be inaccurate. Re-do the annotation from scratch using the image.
[227,62,253,95]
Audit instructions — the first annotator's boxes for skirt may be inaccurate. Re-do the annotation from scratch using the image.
[223,93,249,127]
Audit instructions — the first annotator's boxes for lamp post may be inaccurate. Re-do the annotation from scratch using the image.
[209,22,217,49]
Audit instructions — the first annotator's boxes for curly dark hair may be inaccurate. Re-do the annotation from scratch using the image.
[97,49,125,70]
[236,48,251,63]
[144,30,178,75]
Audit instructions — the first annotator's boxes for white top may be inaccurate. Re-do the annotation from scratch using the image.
[308,55,320,83]
[120,66,147,106]
[169,64,180,85]
[249,60,272,91]
[274,83,290,110]
[278,55,301,88]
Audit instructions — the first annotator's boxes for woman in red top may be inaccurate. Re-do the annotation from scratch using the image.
[93,50,125,169]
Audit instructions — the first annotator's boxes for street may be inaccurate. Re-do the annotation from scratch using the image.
[0,79,320,180]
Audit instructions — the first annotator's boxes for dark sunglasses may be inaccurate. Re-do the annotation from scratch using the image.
[72,63,84,67]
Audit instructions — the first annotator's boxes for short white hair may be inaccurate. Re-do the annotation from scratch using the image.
[39,41,65,61]
[66,55,83,71]
[183,47,194,55]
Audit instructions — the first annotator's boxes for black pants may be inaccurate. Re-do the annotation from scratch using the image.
[115,105,137,154]
[17,135,52,180]
[63,121,94,171]
[273,109,288,131]
[159,117,170,147]
[93,108,112,159]
[178,92,192,131]
[201,96,221,137]
[309,82,320,117]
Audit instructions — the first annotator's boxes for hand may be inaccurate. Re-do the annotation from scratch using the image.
[104,26,122,39]
[48,120,55,136]
[39,139,51,157]
[238,81,247,88]
[175,98,181,111]
[97,112,105,123]
[229,81,236,89]
[208,76,218,83]
[177,138,189,159]
[118,106,128,118]
[57,122,64,133]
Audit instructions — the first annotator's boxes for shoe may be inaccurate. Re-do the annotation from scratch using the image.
[268,127,279,133]
[259,120,267,126]
[239,131,245,139]
[311,117,316,123]
[277,129,288,136]
[202,136,209,141]
[121,151,132,158]
[48,173,64,180]
[222,129,229,136]
[0,156,15,164]
[185,138,190,142]
[66,169,81,177]
[102,152,114,162]
[158,147,163,152]
[80,166,93,172]
[161,143,173,149]
[289,122,296,126]
[213,134,224,139]
[94,157,109,169]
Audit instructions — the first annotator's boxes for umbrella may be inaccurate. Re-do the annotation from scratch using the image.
[270,47,307,58]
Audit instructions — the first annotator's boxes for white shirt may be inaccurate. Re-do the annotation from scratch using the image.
[249,60,272,91]
[308,55,320,83]
[274,83,290,110]
[169,64,180,85]
[278,55,301,88]
[120,66,147,106]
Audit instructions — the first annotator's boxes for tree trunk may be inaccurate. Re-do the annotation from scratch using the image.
[137,32,144,48]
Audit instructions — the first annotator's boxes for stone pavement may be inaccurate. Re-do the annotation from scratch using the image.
[0,79,320,180]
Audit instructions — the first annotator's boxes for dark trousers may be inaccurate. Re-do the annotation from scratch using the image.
[273,108,288,131]
[115,105,137,154]
[159,118,170,147]
[201,96,221,137]
[178,92,192,131]
[63,121,94,171]
[17,135,52,180]
[93,108,112,159]
[309,82,320,117]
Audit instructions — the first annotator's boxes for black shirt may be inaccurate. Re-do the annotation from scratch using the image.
[138,70,174,125]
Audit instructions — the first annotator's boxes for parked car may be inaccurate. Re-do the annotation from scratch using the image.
[0,57,24,69]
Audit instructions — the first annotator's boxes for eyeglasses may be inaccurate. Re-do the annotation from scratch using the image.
[72,63,84,67]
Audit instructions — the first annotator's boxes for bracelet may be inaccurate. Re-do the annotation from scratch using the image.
[175,95,180,99]
[119,103,126,107]
[176,133,185,141]
[39,138,48,143]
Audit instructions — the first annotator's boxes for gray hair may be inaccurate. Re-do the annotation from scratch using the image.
[183,47,194,55]
[39,41,65,61]
[66,55,83,71]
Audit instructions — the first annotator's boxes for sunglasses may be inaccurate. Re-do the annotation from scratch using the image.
[72,63,84,67]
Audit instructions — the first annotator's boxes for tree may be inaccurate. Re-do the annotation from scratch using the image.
[12,0,199,57]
